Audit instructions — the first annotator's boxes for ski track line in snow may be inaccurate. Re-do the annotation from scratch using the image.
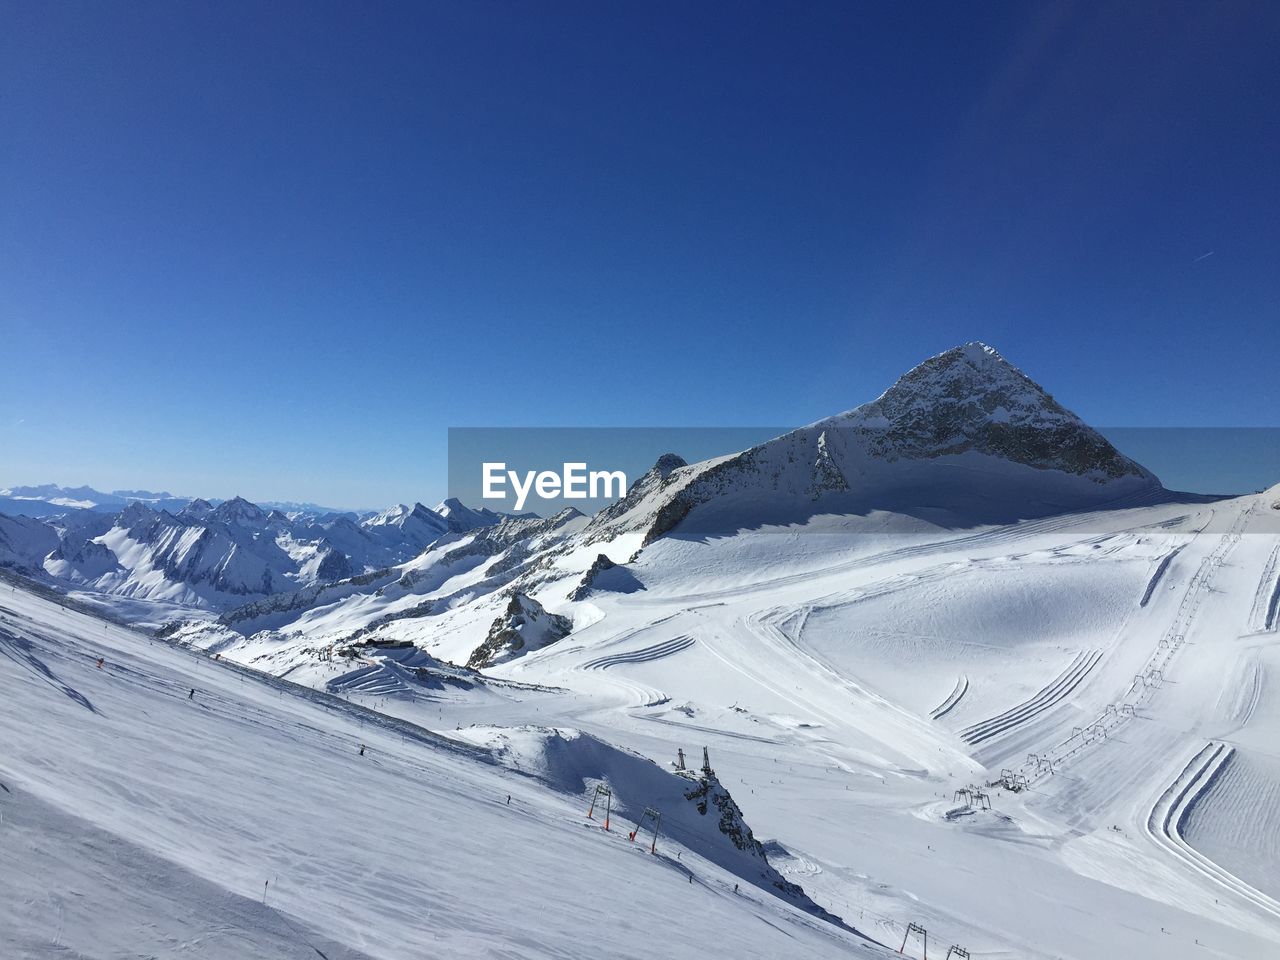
[929,675,969,720]
[960,651,1101,745]
[648,489,1174,606]
[738,605,958,768]
[1145,741,1280,921]
[1235,656,1263,730]
[635,713,783,745]
[1025,506,1254,783]
[1139,546,1183,607]
[1253,545,1280,632]
[514,612,687,708]
[533,612,683,668]
[5,589,499,767]
[581,635,696,671]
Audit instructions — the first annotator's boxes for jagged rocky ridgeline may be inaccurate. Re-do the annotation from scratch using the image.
[0,494,550,608]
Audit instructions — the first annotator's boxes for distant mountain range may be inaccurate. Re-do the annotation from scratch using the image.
[0,491,538,608]
[2,344,1196,661]
[0,484,355,519]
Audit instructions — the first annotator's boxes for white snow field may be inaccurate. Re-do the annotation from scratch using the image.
[5,348,1280,958]
[13,488,1278,958]
[0,580,878,959]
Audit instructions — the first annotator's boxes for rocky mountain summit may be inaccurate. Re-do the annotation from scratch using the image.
[582,343,1163,546]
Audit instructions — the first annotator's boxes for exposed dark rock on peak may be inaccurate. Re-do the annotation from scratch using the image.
[467,593,572,669]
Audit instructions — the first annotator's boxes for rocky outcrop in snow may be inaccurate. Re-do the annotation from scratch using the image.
[807,429,849,498]
[568,554,618,601]
[679,771,809,901]
[454,726,841,924]
[467,593,572,669]
[567,553,644,600]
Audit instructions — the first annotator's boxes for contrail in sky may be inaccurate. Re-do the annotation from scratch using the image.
[1193,251,1214,263]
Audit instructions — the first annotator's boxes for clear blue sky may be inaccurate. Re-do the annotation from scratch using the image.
[3,2,1277,509]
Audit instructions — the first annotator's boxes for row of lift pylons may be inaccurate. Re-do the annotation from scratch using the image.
[584,747,716,853]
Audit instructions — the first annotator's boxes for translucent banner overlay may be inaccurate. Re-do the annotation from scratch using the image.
[448,426,1280,520]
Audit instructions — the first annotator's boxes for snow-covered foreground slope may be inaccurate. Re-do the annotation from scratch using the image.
[6,493,1280,958]
[186,490,1280,959]
[0,576,875,959]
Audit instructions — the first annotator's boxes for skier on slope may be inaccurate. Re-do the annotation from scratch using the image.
[188,688,195,700]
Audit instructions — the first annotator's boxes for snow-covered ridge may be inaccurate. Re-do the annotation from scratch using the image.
[1,494,541,611]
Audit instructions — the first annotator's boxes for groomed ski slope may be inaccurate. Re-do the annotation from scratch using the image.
[152,489,1280,958]
[8,489,1280,958]
[471,492,1280,960]
[0,582,880,959]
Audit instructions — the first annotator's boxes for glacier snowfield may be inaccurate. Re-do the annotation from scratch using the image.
[4,487,1280,958]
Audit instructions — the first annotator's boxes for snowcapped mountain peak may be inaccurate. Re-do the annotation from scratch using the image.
[0,483,193,517]
[861,341,1041,414]
[117,500,159,530]
[211,496,266,526]
[434,497,525,532]
[584,345,1162,547]
[360,502,448,543]
[650,453,688,477]
[956,339,1002,360]
[365,503,415,526]
[837,342,1149,481]
[180,498,214,519]
[0,483,102,508]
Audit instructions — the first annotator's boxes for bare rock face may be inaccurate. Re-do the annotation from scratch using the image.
[849,343,1149,478]
[680,771,809,903]
[467,592,572,669]
[807,429,849,499]
[568,554,616,601]
[585,455,687,535]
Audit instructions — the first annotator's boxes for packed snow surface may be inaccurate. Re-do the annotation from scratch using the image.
[5,346,1280,957]
[0,579,872,959]
[7,482,1280,957]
